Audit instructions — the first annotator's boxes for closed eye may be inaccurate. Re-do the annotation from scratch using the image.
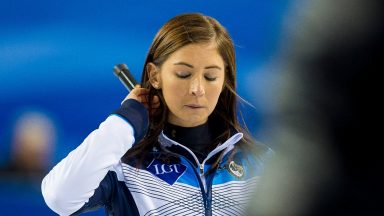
[176,73,191,79]
[205,76,217,81]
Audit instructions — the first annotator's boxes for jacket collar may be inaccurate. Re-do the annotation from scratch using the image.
[158,131,244,166]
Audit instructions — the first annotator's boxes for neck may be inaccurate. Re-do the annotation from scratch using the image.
[163,120,218,162]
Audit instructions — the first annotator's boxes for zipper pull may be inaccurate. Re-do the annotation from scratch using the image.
[200,164,204,175]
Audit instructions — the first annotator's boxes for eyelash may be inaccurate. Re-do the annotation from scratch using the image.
[205,76,217,81]
[176,73,191,79]
[176,73,217,81]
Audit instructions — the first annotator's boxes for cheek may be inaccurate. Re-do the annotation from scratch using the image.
[207,86,224,107]
[162,80,186,107]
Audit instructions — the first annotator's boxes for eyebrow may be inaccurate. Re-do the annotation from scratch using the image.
[174,62,222,70]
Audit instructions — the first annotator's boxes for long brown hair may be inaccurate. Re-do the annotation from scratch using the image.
[122,13,258,164]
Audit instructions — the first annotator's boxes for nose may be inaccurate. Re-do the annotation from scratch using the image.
[189,77,205,97]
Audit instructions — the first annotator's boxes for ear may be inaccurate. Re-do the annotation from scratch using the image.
[147,62,161,89]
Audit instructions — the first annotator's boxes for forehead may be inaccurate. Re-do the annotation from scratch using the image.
[164,43,224,67]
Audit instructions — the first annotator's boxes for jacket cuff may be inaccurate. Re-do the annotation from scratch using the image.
[113,99,149,143]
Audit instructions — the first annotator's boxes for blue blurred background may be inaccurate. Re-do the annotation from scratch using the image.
[0,0,291,215]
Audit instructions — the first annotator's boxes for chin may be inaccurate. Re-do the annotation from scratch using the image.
[168,113,209,127]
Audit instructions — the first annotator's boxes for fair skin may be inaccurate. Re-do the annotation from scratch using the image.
[125,42,225,127]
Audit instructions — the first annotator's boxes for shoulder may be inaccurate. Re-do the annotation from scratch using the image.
[236,140,274,171]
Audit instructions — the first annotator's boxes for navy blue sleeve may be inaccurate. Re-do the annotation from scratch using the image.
[113,99,149,144]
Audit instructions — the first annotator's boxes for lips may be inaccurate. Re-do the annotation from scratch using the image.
[185,104,204,108]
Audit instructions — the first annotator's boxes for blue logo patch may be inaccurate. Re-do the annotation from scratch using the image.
[147,159,187,185]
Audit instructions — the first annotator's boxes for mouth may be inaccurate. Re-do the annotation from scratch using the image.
[185,104,205,109]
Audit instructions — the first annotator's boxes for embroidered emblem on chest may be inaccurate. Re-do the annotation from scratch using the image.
[228,161,244,178]
[146,159,187,185]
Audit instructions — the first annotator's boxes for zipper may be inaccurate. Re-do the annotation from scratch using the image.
[158,131,244,215]
[159,132,243,192]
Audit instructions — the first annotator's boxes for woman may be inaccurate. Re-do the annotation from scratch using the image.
[42,13,272,216]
